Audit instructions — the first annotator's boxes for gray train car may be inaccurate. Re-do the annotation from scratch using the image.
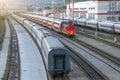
[114,23,120,33]
[41,36,71,74]
[35,28,71,74]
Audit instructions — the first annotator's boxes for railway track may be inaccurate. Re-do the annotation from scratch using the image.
[54,76,63,80]
[51,75,63,80]
[75,27,120,67]
[72,37,120,69]
[58,38,108,80]
[57,32,120,79]
[0,17,5,50]
[68,47,106,80]
[7,17,20,80]
[50,74,69,80]
[75,26,120,48]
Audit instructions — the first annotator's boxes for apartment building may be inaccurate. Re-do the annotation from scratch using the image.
[66,0,120,21]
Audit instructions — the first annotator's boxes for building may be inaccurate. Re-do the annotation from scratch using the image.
[108,1,120,21]
[65,0,89,4]
[66,0,120,21]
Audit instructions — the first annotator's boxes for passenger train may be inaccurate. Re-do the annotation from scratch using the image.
[19,13,76,37]
[12,14,71,75]
[76,18,120,34]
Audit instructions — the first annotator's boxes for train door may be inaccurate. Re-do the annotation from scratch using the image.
[54,55,65,70]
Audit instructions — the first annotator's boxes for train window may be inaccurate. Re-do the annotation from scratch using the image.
[100,25,112,28]
[54,22,59,26]
[48,21,51,24]
[115,27,120,30]
[88,23,96,25]
[62,21,73,26]
[78,21,84,23]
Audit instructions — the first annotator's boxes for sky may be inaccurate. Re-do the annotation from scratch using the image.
[4,0,64,9]
[2,0,91,9]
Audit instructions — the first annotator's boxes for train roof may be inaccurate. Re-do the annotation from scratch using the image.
[114,22,120,24]
[13,14,25,21]
[42,36,70,57]
[31,15,39,18]
[99,20,115,25]
[54,19,63,24]
[47,17,55,22]
[43,36,65,50]
[23,20,30,24]
[33,24,43,30]
[37,28,52,39]
[86,19,97,22]
[114,23,120,26]
[24,13,42,19]
[77,18,87,21]
[62,19,72,22]
[38,29,50,34]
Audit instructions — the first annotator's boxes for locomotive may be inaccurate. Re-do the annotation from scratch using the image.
[20,13,76,37]
[12,14,71,75]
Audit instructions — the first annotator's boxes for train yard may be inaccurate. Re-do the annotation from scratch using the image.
[45,22,120,80]
[0,13,120,80]
[44,23,120,80]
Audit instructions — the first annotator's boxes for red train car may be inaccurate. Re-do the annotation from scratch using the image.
[52,19,76,37]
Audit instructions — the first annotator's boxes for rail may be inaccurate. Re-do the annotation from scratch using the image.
[7,17,20,80]
[72,38,120,71]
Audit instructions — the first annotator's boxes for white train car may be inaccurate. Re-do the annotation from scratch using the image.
[76,18,86,26]
[29,14,43,24]
[53,19,63,32]
[114,23,120,33]
[31,15,41,23]
[23,20,36,32]
[31,25,43,39]
[47,18,55,28]
[98,21,114,32]
[86,19,98,28]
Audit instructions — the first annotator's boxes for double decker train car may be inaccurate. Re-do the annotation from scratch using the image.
[76,18,120,34]
[98,21,114,32]
[76,18,87,26]
[12,14,71,75]
[20,13,76,37]
[114,23,120,33]
[86,19,98,28]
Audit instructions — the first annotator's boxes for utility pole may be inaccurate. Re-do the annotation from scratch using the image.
[71,0,74,24]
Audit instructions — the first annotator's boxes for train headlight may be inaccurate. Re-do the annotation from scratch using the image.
[70,31,73,34]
